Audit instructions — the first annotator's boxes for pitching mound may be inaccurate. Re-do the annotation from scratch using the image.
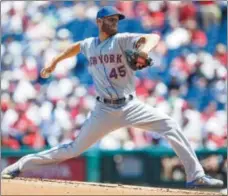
[1,178,222,195]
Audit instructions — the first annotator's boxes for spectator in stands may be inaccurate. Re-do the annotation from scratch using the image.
[214,44,227,67]
[196,1,221,30]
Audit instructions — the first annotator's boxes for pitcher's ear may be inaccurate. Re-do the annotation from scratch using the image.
[97,18,102,24]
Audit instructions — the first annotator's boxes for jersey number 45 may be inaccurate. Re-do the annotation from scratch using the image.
[109,65,126,79]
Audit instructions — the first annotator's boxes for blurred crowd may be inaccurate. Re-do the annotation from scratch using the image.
[1,1,227,151]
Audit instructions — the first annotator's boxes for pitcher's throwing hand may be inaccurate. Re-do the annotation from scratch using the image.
[40,60,57,78]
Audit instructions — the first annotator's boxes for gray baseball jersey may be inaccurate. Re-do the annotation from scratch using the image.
[2,33,205,183]
[80,33,142,99]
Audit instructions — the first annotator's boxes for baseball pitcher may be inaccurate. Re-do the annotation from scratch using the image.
[1,6,223,188]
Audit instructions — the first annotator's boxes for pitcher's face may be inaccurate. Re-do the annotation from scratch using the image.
[99,15,119,36]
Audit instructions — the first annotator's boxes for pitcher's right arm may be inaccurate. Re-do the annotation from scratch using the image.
[40,42,81,78]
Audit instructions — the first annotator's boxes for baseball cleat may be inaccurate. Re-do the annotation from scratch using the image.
[186,175,224,188]
[220,188,227,195]
[1,169,20,179]
[1,164,21,179]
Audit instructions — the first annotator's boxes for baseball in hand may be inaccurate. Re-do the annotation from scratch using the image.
[40,68,51,78]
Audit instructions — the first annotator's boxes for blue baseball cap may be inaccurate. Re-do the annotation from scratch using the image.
[96,6,125,20]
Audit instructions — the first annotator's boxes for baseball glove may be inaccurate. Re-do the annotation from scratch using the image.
[125,49,153,71]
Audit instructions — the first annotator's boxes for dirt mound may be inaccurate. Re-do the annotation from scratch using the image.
[1,178,222,195]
